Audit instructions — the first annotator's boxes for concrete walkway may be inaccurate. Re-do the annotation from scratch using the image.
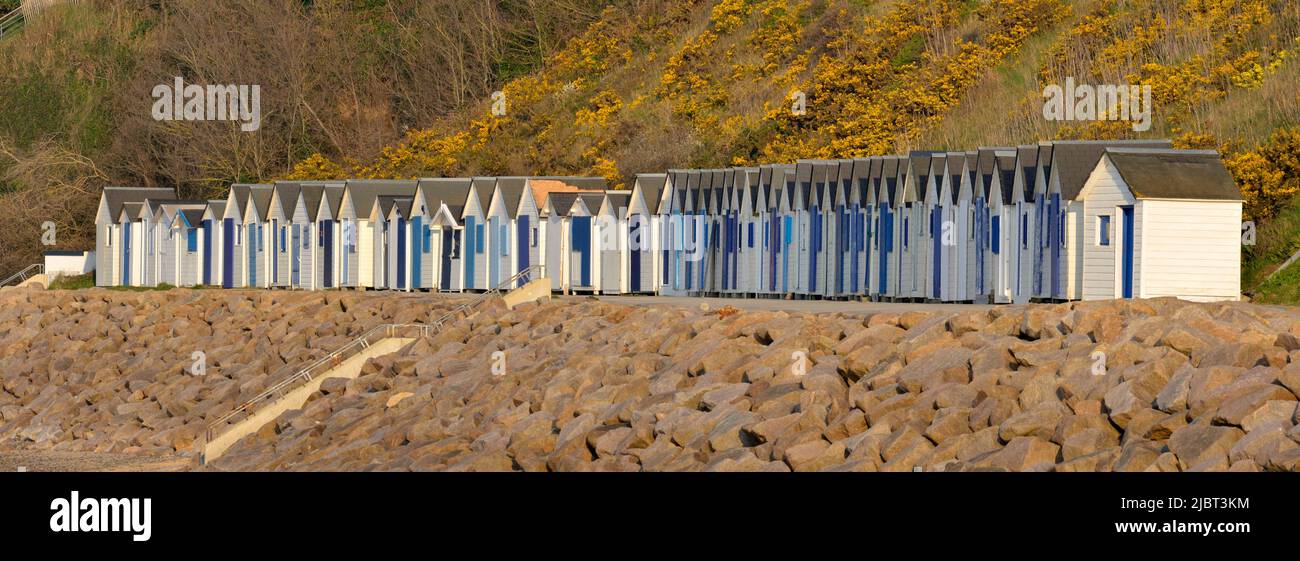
[561,294,991,315]
[203,337,415,463]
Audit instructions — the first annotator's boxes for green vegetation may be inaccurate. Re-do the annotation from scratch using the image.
[47,272,94,290]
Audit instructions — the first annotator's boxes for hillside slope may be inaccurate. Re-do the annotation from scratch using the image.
[0,0,1297,293]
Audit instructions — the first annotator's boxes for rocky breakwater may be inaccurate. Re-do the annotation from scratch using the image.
[0,288,464,459]
[211,297,1300,472]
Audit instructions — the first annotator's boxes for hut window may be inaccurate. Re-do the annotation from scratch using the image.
[187,229,198,253]
[475,224,484,254]
[1098,215,1111,246]
[1021,213,1028,249]
[106,226,113,247]
[236,228,242,246]
[451,230,462,259]
[423,226,432,253]
[280,227,287,252]
[748,222,754,248]
[531,227,538,247]
[500,224,509,256]
[302,229,310,250]
[991,216,1001,255]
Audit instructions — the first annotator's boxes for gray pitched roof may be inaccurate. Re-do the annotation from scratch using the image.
[120,202,144,222]
[1052,139,1172,199]
[321,185,345,221]
[177,208,205,227]
[228,184,253,217]
[494,177,529,218]
[945,152,967,204]
[273,181,302,219]
[636,173,668,214]
[299,184,326,222]
[248,184,274,219]
[346,179,419,218]
[206,200,227,218]
[417,178,473,219]
[1105,148,1242,201]
[103,186,176,221]
[976,147,1013,200]
[1016,145,1039,202]
[996,151,1018,204]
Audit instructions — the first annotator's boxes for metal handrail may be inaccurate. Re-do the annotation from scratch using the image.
[0,8,23,39]
[0,264,42,287]
[202,265,543,444]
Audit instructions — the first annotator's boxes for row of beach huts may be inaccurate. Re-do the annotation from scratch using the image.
[92,140,1244,302]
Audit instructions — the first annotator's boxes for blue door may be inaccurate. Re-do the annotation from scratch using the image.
[572,216,591,287]
[782,215,793,293]
[1049,194,1061,298]
[931,206,941,299]
[629,217,641,293]
[464,216,476,289]
[201,219,213,285]
[222,218,235,288]
[769,212,779,292]
[441,229,453,289]
[247,224,257,286]
[517,215,530,286]
[322,220,334,288]
[1121,205,1134,298]
[291,224,301,287]
[808,206,819,292]
[122,222,132,285]
[877,204,890,294]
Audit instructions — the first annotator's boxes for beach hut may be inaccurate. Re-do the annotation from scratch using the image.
[876,157,902,300]
[94,187,176,287]
[735,168,761,296]
[628,174,667,295]
[862,158,883,300]
[243,185,274,288]
[833,160,858,298]
[220,185,252,288]
[779,164,800,296]
[1006,146,1040,304]
[853,158,877,300]
[337,180,417,289]
[314,185,345,289]
[937,152,968,302]
[1078,148,1241,301]
[753,166,772,296]
[456,177,497,291]
[920,154,947,301]
[411,178,471,291]
[203,201,226,287]
[985,150,1018,303]
[291,183,330,290]
[545,192,603,293]
[896,153,933,300]
[150,200,207,287]
[658,170,690,296]
[1031,143,1054,302]
[595,191,631,294]
[1044,140,1173,301]
[267,182,301,288]
[169,209,205,287]
[792,161,815,297]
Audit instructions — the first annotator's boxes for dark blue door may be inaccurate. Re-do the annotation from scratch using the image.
[769,211,779,292]
[441,229,453,289]
[572,216,591,287]
[201,219,213,285]
[322,220,334,288]
[629,217,641,293]
[222,218,235,288]
[1049,194,1061,298]
[1121,205,1134,298]
[877,204,890,294]
[517,215,530,286]
[808,206,819,292]
[932,206,941,299]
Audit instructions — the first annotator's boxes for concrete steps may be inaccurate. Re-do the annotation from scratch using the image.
[202,337,415,462]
